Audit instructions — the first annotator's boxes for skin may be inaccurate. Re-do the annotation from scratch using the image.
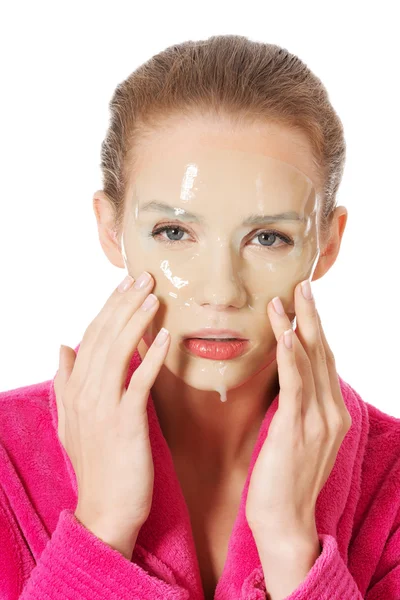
[92,114,347,484]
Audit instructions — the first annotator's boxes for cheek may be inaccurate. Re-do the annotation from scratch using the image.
[239,259,301,313]
[247,243,319,314]
[121,235,169,294]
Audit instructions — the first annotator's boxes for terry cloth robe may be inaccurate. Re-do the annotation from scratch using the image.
[0,340,399,600]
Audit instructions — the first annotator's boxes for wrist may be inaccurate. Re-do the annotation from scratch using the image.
[74,511,140,560]
[252,524,320,558]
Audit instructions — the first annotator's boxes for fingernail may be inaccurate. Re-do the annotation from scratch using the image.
[155,327,169,347]
[141,293,158,311]
[118,275,134,293]
[301,280,313,300]
[284,329,293,349]
[134,271,151,290]
[272,296,285,316]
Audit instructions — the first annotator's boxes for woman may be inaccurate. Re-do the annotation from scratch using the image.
[0,35,399,600]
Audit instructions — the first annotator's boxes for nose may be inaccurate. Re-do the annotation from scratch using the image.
[193,242,247,310]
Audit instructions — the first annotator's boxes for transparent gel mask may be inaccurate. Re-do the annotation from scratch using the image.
[117,146,320,402]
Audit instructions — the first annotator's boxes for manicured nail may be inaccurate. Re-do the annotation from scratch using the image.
[141,293,158,311]
[155,327,169,347]
[59,344,65,363]
[283,329,293,349]
[272,296,285,316]
[118,275,134,293]
[134,271,151,290]
[301,280,313,300]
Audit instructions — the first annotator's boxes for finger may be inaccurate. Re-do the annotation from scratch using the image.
[275,328,303,423]
[316,311,345,410]
[54,345,77,395]
[72,275,138,370]
[54,345,76,444]
[268,295,316,412]
[72,272,154,387]
[98,292,162,409]
[123,327,171,417]
[268,296,308,364]
[294,280,332,410]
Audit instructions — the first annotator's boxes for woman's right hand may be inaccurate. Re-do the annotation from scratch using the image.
[53,271,170,558]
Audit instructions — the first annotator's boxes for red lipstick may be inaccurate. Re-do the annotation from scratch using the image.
[182,338,250,360]
[182,329,250,360]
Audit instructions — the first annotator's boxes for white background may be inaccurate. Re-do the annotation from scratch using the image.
[0,1,399,417]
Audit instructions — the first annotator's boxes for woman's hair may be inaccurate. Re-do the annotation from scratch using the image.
[100,34,346,243]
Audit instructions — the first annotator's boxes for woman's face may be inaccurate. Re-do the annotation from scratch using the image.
[119,116,322,392]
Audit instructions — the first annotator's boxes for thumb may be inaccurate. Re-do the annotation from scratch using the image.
[54,345,76,392]
[59,344,76,379]
[54,345,76,446]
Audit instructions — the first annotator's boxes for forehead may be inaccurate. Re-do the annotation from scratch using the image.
[130,145,317,221]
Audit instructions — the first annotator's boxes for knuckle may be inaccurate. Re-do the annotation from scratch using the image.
[307,304,318,321]
[310,340,326,364]
[97,319,115,342]
[82,319,100,342]
[311,417,327,442]
[125,367,152,397]
[342,410,352,431]
[134,358,157,386]
[122,290,141,306]
[289,374,303,395]
[325,347,336,365]
[302,358,313,379]
[298,354,312,381]
[129,373,148,396]
[329,413,344,433]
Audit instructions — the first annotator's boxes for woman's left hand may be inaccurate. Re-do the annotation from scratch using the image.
[245,279,352,542]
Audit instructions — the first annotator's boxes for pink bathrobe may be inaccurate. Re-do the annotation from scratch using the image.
[0,340,399,599]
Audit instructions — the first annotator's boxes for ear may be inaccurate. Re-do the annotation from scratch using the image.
[312,206,348,282]
[92,190,125,268]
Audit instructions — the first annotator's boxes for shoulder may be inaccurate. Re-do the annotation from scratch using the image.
[362,394,400,486]
[338,375,400,519]
[0,378,64,518]
[339,375,400,437]
[339,375,400,463]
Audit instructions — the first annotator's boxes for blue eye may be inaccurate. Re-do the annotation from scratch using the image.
[149,225,191,246]
[251,230,294,249]
[149,224,294,250]
[152,226,187,243]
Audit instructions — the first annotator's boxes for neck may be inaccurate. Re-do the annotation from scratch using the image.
[137,339,279,475]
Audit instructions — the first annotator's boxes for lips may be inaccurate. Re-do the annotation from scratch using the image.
[182,338,250,360]
[193,337,237,340]
[182,328,248,340]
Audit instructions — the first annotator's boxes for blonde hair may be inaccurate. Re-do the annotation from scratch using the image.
[100,34,346,241]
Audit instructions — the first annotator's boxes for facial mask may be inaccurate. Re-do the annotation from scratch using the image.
[116,146,320,402]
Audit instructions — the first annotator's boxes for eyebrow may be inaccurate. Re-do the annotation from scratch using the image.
[138,200,306,225]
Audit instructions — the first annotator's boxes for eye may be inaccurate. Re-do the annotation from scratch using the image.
[149,224,294,251]
[149,224,191,246]
[249,230,294,250]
